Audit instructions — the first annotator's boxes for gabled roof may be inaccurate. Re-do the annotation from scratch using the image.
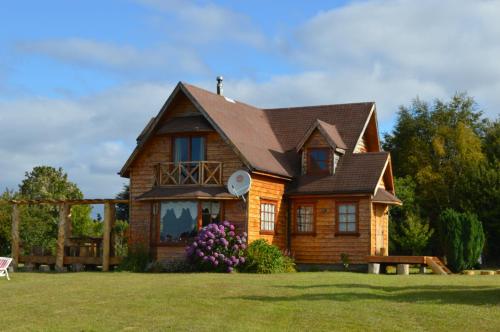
[373,188,402,205]
[287,152,390,195]
[296,119,347,152]
[120,82,380,195]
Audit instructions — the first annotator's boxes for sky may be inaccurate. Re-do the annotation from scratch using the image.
[1,0,499,200]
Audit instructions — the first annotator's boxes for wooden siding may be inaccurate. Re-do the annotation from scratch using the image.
[128,92,245,256]
[247,174,287,248]
[371,203,389,256]
[290,197,372,264]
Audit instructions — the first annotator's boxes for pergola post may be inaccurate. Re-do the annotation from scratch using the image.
[11,204,20,271]
[55,203,70,272]
[102,202,115,272]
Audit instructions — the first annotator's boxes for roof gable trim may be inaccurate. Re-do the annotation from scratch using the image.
[295,119,347,153]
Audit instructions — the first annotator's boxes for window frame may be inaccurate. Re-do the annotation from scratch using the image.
[307,148,331,175]
[171,134,208,163]
[335,201,359,235]
[293,201,316,235]
[154,200,224,246]
[259,199,277,235]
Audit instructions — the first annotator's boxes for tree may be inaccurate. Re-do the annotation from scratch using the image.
[115,184,129,222]
[438,209,485,272]
[0,189,16,255]
[393,214,434,255]
[18,166,94,253]
[383,93,499,259]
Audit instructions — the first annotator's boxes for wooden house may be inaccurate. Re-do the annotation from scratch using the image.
[119,80,401,266]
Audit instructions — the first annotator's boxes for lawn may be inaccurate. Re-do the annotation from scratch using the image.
[2,272,499,331]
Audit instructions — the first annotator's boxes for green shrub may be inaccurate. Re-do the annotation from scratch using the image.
[118,244,151,272]
[243,239,296,273]
[439,209,485,272]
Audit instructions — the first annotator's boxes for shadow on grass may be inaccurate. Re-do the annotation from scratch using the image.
[235,284,500,306]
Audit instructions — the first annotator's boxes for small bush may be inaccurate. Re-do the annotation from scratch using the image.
[243,239,296,273]
[340,253,350,271]
[118,244,151,272]
[186,221,247,273]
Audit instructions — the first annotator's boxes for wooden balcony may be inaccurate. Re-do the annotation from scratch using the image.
[154,161,223,186]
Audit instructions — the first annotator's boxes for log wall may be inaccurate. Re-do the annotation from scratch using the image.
[290,197,372,264]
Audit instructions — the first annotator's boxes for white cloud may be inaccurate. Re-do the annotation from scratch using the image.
[136,0,266,48]
[16,38,209,75]
[0,82,174,197]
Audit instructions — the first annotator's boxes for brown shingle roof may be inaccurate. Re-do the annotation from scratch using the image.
[121,82,391,196]
[137,186,236,201]
[156,115,213,135]
[373,188,402,205]
[287,152,389,195]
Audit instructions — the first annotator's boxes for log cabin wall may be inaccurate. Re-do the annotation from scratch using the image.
[371,203,389,256]
[290,197,372,264]
[128,91,246,255]
[247,174,287,248]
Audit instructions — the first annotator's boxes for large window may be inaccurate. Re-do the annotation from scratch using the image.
[174,136,206,183]
[201,201,221,227]
[337,202,358,234]
[295,203,315,233]
[307,148,330,174]
[260,200,276,234]
[159,201,198,243]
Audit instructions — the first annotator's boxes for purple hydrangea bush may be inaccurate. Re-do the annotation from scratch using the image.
[186,221,247,273]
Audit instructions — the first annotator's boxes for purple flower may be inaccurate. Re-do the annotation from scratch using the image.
[227,266,233,273]
[241,244,246,250]
[228,231,235,237]
[229,225,235,231]
[239,257,246,264]
[223,221,230,227]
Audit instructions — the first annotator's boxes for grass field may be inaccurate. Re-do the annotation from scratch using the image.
[2,272,499,331]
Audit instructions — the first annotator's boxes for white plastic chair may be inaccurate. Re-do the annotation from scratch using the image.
[0,257,13,280]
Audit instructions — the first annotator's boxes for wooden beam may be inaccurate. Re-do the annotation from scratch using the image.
[55,203,70,272]
[1,199,129,205]
[11,204,20,271]
[102,202,115,272]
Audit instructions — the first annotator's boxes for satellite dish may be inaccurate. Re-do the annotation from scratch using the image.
[227,170,251,200]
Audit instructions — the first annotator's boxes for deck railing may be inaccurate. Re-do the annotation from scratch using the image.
[155,161,223,186]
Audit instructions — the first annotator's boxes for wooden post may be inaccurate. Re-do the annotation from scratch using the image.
[55,203,69,272]
[11,204,20,271]
[102,202,115,272]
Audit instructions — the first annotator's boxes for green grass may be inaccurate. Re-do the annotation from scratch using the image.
[2,272,499,331]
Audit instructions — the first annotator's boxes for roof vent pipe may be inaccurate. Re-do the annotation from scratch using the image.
[216,76,223,96]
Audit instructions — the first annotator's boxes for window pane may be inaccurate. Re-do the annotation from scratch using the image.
[160,201,198,241]
[339,223,347,232]
[309,149,329,172]
[191,137,205,161]
[347,205,356,213]
[347,223,356,232]
[201,201,220,227]
[174,137,189,162]
[339,205,347,214]
[260,203,276,232]
[348,214,355,223]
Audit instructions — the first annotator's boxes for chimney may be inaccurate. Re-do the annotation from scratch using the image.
[216,76,223,96]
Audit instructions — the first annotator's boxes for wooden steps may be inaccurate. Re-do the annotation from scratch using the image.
[426,257,452,275]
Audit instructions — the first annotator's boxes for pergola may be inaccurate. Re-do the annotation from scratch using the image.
[5,199,129,272]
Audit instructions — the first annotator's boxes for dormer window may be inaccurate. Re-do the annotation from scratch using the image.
[307,148,330,175]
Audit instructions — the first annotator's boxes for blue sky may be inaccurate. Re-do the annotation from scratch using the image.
[1,0,499,201]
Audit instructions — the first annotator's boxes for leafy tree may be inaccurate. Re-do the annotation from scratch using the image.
[0,189,16,255]
[438,209,485,272]
[18,166,94,253]
[383,93,499,259]
[393,214,434,255]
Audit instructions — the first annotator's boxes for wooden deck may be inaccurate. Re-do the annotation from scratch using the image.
[366,255,451,274]
[367,255,429,264]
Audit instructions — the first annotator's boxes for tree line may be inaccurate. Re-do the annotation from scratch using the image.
[384,93,499,268]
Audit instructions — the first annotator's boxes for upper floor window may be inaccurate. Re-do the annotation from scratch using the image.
[337,202,358,234]
[174,136,206,162]
[260,200,277,234]
[307,148,330,175]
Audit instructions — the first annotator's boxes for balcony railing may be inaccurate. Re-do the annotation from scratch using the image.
[154,161,223,186]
